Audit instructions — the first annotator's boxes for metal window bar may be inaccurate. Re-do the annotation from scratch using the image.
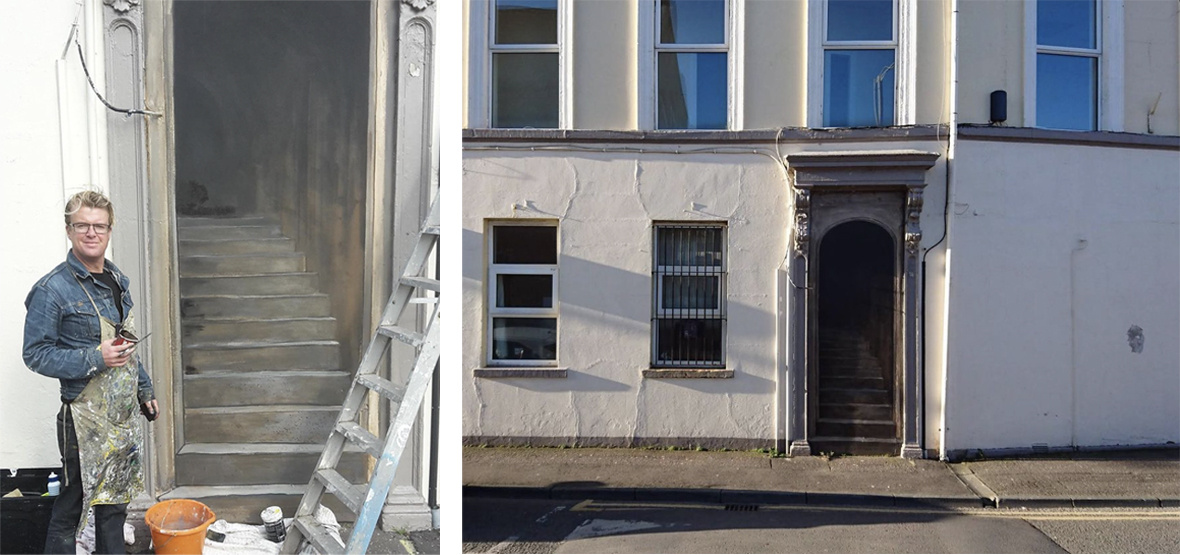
[653,224,726,368]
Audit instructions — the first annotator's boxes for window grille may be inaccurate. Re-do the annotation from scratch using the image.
[652,224,726,368]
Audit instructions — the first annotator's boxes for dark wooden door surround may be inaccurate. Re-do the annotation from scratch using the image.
[785,151,939,459]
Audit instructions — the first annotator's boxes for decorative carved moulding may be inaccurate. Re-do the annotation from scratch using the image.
[791,189,811,259]
[904,190,924,255]
[402,0,435,12]
[103,0,140,14]
[787,150,940,191]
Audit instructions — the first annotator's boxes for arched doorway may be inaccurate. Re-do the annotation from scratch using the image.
[814,221,899,454]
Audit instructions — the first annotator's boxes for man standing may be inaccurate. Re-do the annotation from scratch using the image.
[23,191,157,554]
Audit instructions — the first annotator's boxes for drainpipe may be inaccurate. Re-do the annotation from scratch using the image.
[939,0,959,461]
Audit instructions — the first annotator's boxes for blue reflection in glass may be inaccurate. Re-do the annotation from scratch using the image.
[1037,0,1095,49]
[660,0,726,45]
[658,52,727,129]
[495,0,558,45]
[827,0,893,42]
[1037,53,1097,130]
[824,50,895,127]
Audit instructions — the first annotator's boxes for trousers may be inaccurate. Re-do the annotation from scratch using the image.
[43,404,127,555]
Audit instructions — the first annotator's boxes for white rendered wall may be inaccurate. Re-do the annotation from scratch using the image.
[943,140,1180,453]
[0,1,109,468]
[462,138,950,446]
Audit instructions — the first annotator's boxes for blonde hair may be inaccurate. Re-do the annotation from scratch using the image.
[64,190,115,227]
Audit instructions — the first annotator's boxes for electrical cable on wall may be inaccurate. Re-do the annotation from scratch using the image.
[74,36,161,117]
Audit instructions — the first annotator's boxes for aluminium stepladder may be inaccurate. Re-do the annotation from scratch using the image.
[282,196,440,554]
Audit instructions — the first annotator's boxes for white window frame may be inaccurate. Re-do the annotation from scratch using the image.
[651,223,727,369]
[807,0,915,128]
[638,0,744,130]
[486,221,559,366]
[467,0,573,128]
[1024,0,1123,131]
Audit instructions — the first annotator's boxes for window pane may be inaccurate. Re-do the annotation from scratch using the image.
[658,53,728,130]
[656,227,723,267]
[827,0,893,42]
[497,274,553,308]
[493,317,556,360]
[656,319,723,366]
[494,226,557,264]
[661,276,719,310]
[492,53,558,128]
[495,0,557,45]
[824,49,895,127]
[660,0,725,45]
[1037,0,1096,49]
[1037,53,1097,131]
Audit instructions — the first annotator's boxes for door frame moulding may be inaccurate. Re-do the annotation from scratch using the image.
[785,150,938,459]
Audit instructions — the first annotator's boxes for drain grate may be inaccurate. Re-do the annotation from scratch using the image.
[724,504,760,512]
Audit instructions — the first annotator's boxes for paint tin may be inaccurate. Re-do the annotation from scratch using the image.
[260,506,285,543]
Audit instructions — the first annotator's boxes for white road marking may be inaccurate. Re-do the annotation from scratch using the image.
[485,535,519,553]
[564,519,663,541]
[536,505,567,524]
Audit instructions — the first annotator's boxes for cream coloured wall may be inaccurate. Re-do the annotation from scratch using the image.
[1122,0,1179,135]
[573,0,636,129]
[914,0,950,125]
[943,140,1180,454]
[744,0,808,128]
[0,1,110,468]
[955,0,1025,126]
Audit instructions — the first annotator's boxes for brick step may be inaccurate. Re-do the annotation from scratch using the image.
[161,485,356,524]
[177,224,283,241]
[175,443,367,487]
[184,370,351,407]
[810,436,901,456]
[180,273,319,296]
[819,402,892,421]
[180,253,305,275]
[815,418,896,439]
[177,215,275,228]
[183,341,341,373]
[818,387,890,405]
[184,405,339,444]
[181,294,332,319]
[182,316,337,345]
[820,375,887,390]
[179,238,296,255]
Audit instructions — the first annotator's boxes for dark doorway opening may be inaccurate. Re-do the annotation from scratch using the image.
[813,220,899,455]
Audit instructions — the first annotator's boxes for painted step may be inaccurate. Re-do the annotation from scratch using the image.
[819,388,890,405]
[161,485,356,524]
[185,405,339,443]
[810,436,900,456]
[181,294,332,319]
[815,418,896,439]
[184,371,351,407]
[183,341,341,372]
[819,402,893,420]
[175,443,367,487]
[180,238,296,255]
[820,376,887,390]
[180,253,305,275]
[181,273,319,296]
[178,224,283,241]
[182,317,337,345]
[178,215,276,228]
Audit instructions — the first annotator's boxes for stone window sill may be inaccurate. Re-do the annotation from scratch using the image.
[643,368,733,379]
[474,367,568,378]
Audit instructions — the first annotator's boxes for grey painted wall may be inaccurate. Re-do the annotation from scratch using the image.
[174,0,371,366]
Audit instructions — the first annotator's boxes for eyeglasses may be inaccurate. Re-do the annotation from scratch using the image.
[68,223,112,235]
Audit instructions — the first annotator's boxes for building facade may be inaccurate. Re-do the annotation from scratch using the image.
[1,0,440,528]
[462,0,1179,459]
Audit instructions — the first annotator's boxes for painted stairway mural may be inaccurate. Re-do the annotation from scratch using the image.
[169,214,364,522]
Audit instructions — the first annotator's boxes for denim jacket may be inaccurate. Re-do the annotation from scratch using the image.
[23,250,154,402]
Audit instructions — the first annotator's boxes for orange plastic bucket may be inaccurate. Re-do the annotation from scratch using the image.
[144,499,216,554]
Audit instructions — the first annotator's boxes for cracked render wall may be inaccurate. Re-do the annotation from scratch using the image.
[462,138,951,448]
